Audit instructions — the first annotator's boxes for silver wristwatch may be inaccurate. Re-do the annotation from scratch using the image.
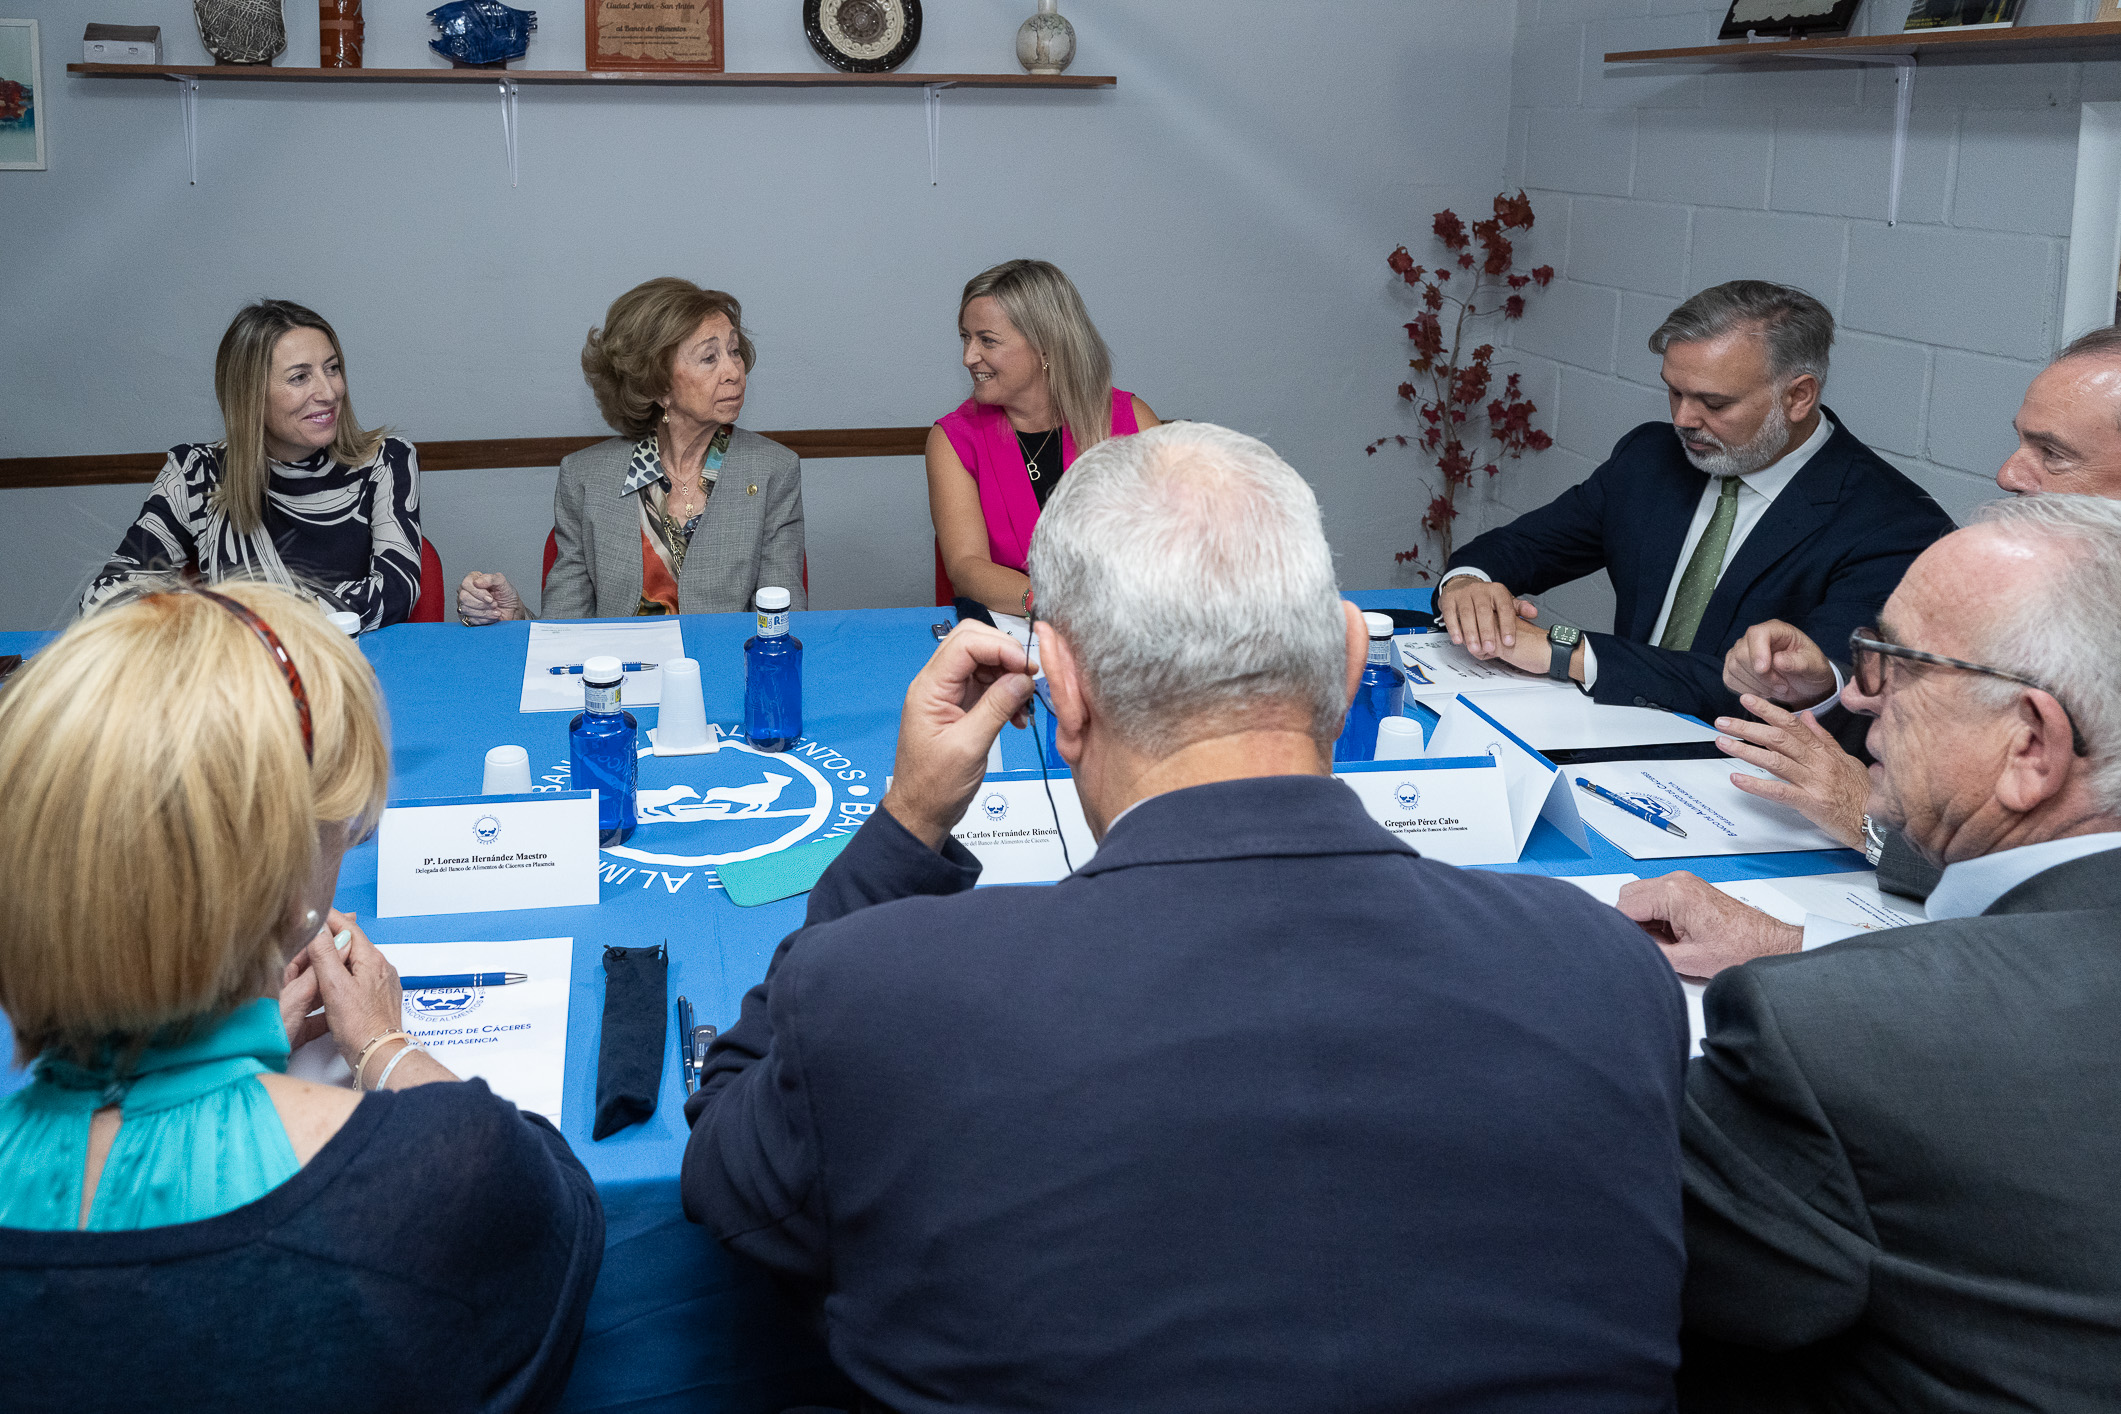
[1862,813,1886,867]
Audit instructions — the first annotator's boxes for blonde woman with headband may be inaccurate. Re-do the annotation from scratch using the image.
[82,299,424,630]
[929,259,1158,616]
[0,584,601,1410]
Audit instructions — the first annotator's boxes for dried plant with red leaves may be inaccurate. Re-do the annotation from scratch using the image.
[1370,191,1555,581]
[0,79,28,126]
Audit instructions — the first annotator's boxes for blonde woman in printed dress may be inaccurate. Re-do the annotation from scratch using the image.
[84,300,422,629]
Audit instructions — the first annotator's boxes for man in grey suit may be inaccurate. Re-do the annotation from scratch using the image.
[1619,495,2121,1408]
[1700,325,2121,927]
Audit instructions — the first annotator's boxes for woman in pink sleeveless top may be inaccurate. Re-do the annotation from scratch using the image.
[929,260,1159,616]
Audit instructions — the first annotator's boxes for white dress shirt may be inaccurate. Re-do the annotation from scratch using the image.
[1447,414,1836,687]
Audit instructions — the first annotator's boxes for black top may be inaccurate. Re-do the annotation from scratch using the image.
[1014,426,1065,510]
[0,1080,604,1414]
[684,776,1687,1414]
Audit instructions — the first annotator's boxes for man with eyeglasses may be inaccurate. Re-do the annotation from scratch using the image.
[1620,496,2121,1407]
[1702,325,2121,916]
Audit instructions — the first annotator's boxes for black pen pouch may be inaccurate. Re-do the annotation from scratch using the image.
[592,943,667,1140]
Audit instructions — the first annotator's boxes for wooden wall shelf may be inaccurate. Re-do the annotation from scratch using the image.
[0,428,933,491]
[67,63,1113,88]
[1605,20,2121,66]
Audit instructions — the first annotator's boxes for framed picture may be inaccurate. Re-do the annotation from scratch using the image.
[1718,1,1863,40]
[585,0,722,72]
[1903,0,2023,31]
[0,19,44,172]
[2099,0,2121,22]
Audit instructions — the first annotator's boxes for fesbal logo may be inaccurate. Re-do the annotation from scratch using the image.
[1393,781,1421,811]
[473,814,502,845]
[981,792,1009,821]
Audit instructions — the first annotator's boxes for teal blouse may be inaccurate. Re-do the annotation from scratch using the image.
[0,997,300,1231]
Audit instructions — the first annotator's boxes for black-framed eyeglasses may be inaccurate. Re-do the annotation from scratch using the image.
[1848,629,2089,757]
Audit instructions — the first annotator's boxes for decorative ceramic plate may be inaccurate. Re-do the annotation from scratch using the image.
[803,0,920,73]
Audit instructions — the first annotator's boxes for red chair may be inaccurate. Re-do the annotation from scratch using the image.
[410,538,447,623]
[544,528,808,596]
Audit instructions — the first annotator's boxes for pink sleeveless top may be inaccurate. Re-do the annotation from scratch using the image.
[936,388,1141,573]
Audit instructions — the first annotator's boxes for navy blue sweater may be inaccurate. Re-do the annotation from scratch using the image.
[0,1080,603,1413]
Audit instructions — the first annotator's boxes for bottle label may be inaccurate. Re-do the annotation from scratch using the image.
[1368,636,1392,664]
[757,609,789,637]
[585,678,622,713]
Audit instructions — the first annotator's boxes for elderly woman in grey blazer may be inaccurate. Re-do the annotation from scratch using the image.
[457,278,805,622]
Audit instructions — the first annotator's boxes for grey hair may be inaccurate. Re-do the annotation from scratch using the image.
[1965,494,2121,815]
[1647,280,1834,386]
[2054,324,2121,368]
[1027,422,1348,758]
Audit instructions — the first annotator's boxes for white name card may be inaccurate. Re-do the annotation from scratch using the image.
[1334,756,1520,865]
[1426,695,1591,859]
[377,791,601,918]
[950,771,1098,885]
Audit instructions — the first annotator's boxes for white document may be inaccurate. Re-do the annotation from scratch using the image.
[1425,695,1591,858]
[1334,756,1521,866]
[1761,869,1927,932]
[1463,688,1720,755]
[951,773,1096,884]
[1550,873,1638,907]
[1570,759,1844,860]
[520,620,688,712]
[287,936,574,1126]
[1395,630,1557,705]
[377,791,600,917]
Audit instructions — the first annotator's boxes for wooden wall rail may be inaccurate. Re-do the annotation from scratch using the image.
[0,427,933,490]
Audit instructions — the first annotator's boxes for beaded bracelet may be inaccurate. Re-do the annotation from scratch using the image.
[352,1029,411,1089]
[372,1043,425,1091]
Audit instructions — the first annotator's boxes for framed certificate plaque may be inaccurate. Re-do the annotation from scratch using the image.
[585,0,723,72]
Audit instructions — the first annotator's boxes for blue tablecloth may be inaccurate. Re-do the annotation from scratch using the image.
[0,592,1865,1410]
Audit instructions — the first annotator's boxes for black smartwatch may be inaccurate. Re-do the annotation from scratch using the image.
[1545,624,1583,683]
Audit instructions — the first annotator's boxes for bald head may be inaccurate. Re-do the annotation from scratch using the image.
[2000,339,2121,498]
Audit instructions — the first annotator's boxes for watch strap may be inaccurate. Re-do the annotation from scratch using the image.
[1547,630,1578,683]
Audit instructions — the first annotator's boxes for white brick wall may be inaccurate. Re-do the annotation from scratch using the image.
[1487,0,2106,621]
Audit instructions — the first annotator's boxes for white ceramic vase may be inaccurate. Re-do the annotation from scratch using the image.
[1016,0,1074,75]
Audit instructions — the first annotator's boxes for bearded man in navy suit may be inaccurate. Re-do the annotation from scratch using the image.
[1438,280,1954,723]
[681,421,1689,1413]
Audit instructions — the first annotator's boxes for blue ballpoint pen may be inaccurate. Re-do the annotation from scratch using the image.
[549,661,658,675]
[398,972,528,989]
[1573,777,1688,839]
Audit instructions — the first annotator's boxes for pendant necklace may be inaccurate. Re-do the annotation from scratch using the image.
[1020,427,1060,481]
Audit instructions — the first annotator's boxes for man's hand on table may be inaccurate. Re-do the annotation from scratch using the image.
[1617,871,1801,979]
[883,622,1035,852]
[1715,693,1868,851]
[1437,575,1540,659]
[1723,619,1837,708]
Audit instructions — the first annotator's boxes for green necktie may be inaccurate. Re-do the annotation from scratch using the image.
[1659,476,1742,652]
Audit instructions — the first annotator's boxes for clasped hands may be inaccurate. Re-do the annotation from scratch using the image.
[1435,576,1573,679]
[883,622,1037,851]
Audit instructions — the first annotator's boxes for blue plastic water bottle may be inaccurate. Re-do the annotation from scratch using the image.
[744,587,802,752]
[1334,612,1407,761]
[569,655,637,844]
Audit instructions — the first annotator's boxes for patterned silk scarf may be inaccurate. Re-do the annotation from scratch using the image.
[624,427,730,616]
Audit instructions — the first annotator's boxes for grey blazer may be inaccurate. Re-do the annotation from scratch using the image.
[1677,846,2121,1411]
[541,429,806,618]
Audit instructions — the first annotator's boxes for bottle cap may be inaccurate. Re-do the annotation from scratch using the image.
[324,611,361,637]
[582,655,623,687]
[755,587,791,612]
[1362,612,1396,640]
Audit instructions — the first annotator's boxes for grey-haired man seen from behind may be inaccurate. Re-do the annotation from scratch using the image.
[1437,280,1954,722]
[1624,496,2121,1409]
[681,422,1690,1412]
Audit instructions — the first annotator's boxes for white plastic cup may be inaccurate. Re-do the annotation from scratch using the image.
[654,657,716,756]
[1373,715,1425,761]
[482,744,533,795]
[325,611,361,637]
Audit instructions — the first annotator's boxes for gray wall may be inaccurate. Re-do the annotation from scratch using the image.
[0,0,1516,629]
[1490,0,2106,633]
